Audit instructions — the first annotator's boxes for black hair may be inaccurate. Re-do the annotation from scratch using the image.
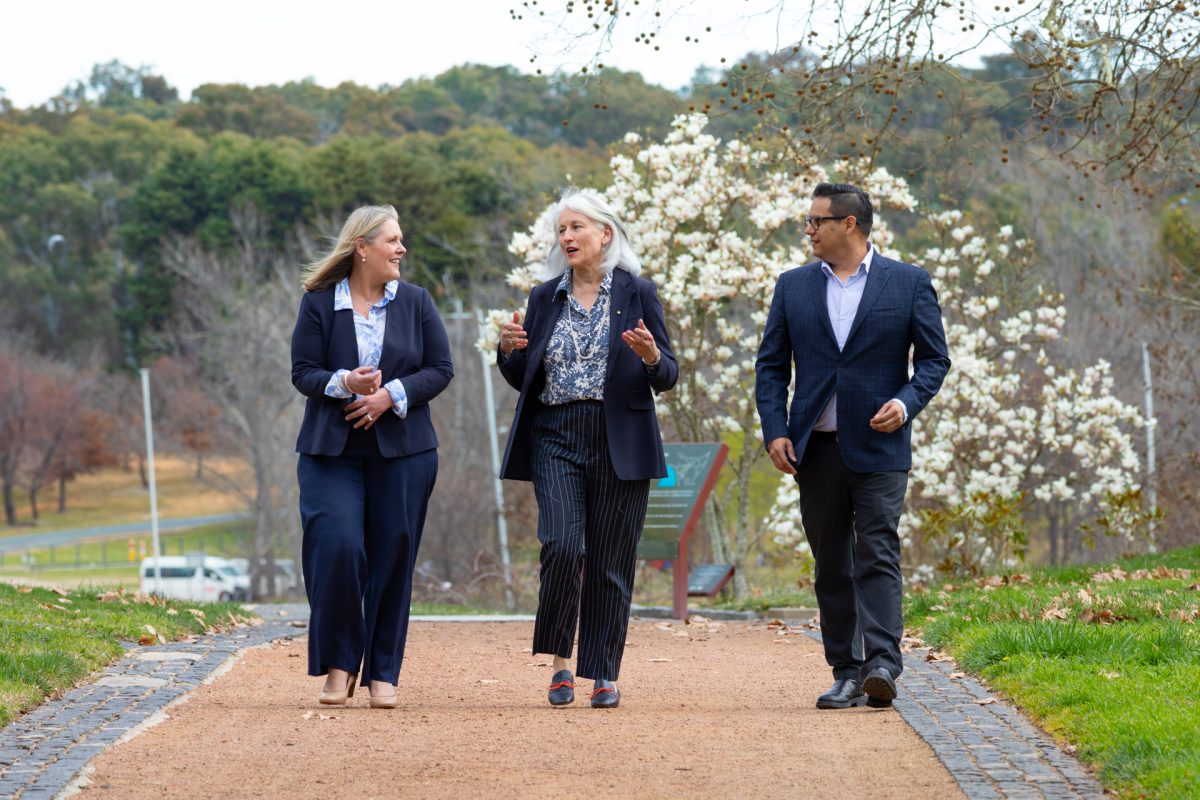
[812,182,873,236]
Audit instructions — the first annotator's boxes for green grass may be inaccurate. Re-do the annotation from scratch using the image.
[0,522,254,588]
[0,582,249,728]
[906,545,1200,799]
[408,602,508,615]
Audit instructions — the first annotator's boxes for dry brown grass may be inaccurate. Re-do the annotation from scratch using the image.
[3,456,249,534]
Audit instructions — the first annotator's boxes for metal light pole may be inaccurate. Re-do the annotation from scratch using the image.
[1141,341,1158,551]
[45,234,65,344]
[476,310,515,610]
[140,368,163,593]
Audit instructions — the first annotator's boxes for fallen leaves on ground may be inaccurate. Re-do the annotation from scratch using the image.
[301,711,336,721]
[1092,565,1193,584]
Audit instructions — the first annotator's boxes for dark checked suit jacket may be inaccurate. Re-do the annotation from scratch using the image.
[755,252,950,472]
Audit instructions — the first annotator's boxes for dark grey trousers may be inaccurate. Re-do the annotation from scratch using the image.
[530,400,650,681]
[795,432,908,681]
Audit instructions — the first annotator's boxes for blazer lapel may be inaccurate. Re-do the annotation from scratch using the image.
[607,270,633,380]
[845,256,891,346]
[331,305,359,369]
[523,285,563,392]
[379,290,398,376]
[806,266,838,346]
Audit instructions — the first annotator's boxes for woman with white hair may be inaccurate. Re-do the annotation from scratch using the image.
[291,205,453,709]
[497,189,678,708]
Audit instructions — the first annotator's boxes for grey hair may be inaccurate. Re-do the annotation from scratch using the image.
[302,205,398,292]
[537,189,641,281]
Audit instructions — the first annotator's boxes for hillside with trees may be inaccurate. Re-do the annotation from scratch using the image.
[1,38,1195,602]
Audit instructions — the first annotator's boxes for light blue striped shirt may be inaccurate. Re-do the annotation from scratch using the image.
[323,277,409,418]
[813,245,906,431]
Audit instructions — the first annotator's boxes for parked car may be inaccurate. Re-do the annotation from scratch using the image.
[228,557,302,597]
[139,555,248,602]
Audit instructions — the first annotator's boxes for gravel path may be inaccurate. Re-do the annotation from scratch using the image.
[0,607,1106,799]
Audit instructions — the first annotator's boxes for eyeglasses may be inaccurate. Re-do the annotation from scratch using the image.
[805,215,850,229]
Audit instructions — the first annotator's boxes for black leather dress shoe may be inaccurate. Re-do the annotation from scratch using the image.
[816,678,866,709]
[548,669,575,706]
[590,679,620,708]
[862,667,898,708]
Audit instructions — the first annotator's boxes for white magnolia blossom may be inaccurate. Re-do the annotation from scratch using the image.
[481,115,1150,583]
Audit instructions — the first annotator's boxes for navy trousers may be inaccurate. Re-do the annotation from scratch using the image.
[530,401,650,682]
[297,434,437,686]
[794,432,908,681]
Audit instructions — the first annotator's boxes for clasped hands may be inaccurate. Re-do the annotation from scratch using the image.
[498,310,661,364]
[343,366,389,430]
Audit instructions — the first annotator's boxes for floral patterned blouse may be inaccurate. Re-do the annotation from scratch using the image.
[538,269,612,405]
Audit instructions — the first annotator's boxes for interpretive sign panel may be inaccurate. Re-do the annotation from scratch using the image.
[637,442,730,618]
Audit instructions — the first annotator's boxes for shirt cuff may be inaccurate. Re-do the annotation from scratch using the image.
[890,398,908,423]
[325,369,352,398]
[386,379,408,418]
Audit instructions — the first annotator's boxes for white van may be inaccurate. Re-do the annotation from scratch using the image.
[139,555,248,602]
[228,557,301,597]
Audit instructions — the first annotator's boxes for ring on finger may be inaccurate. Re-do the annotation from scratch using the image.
[365,413,373,422]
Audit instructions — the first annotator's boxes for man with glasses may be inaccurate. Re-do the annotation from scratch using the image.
[755,182,950,710]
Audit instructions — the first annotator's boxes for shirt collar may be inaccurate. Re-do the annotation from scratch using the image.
[334,277,399,311]
[554,268,613,298]
[820,243,875,279]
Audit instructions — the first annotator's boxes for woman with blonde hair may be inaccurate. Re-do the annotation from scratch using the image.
[291,205,453,708]
[497,189,678,708]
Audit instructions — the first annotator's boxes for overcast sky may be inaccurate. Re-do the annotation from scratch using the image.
[0,1,833,107]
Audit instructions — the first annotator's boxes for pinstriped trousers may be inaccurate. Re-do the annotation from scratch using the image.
[530,401,650,681]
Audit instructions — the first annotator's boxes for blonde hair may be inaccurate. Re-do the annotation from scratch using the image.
[302,205,399,292]
[538,188,641,281]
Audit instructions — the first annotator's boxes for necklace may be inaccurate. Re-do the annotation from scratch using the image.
[353,289,383,317]
[565,292,607,367]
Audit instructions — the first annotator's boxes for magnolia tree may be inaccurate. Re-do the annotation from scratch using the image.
[480,114,914,596]
[482,114,1150,593]
[765,216,1152,579]
[898,215,1151,575]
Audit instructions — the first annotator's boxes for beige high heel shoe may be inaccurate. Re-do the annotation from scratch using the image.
[369,681,398,709]
[318,670,358,706]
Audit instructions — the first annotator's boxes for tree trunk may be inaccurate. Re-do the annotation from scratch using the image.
[1048,508,1060,566]
[730,457,753,598]
[58,474,67,513]
[138,454,147,489]
[2,476,15,526]
[195,453,203,479]
[705,501,728,565]
[28,485,39,522]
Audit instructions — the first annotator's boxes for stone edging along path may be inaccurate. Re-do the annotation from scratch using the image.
[0,606,1106,800]
[796,624,1106,800]
[0,604,311,800]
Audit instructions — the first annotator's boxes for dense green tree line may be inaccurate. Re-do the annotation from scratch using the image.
[1,62,688,364]
[2,57,1194,372]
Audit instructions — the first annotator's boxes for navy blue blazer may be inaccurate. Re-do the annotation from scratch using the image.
[498,268,679,482]
[755,253,950,473]
[291,282,454,458]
